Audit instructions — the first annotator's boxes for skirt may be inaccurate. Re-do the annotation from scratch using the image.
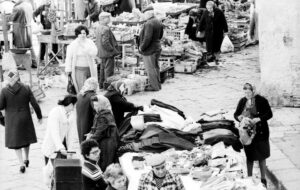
[244,138,270,161]
[75,66,91,92]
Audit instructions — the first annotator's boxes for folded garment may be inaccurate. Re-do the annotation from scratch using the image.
[202,128,235,140]
[204,134,243,152]
[151,99,186,119]
[197,119,239,136]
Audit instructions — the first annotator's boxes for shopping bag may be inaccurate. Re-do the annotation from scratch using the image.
[42,161,54,187]
[196,31,205,38]
[239,118,256,145]
[67,75,76,95]
[1,51,17,71]
[221,35,234,53]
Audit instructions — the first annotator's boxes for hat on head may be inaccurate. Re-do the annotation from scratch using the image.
[146,154,166,167]
[142,5,154,13]
[99,11,111,18]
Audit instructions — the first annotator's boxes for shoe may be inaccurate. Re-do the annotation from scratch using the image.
[261,179,267,187]
[20,166,26,173]
[24,160,29,167]
[31,64,37,69]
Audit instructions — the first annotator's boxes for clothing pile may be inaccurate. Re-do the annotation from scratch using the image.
[117,99,242,156]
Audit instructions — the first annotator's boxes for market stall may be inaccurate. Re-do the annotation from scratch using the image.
[115,99,267,190]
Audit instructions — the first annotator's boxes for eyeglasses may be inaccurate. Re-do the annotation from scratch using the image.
[90,149,100,155]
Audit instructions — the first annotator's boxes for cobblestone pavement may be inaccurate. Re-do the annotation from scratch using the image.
[0,45,299,189]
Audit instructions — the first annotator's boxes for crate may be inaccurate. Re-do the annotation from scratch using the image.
[165,29,185,41]
[31,84,46,101]
[160,66,175,83]
[174,59,197,74]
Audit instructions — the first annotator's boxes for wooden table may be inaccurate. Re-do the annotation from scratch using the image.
[37,34,73,76]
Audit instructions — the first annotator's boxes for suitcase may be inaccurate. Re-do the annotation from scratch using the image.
[53,159,82,190]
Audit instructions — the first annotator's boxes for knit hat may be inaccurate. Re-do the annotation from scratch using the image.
[146,154,166,167]
[142,5,154,13]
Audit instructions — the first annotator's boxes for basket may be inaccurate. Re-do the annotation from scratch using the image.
[165,29,185,41]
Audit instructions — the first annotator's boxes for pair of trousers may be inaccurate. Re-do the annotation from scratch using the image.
[143,51,161,91]
[99,57,115,88]
[75,66,91,92]
[40,43,58,60]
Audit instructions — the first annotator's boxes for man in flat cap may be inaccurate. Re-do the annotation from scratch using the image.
[139,5,164,91]
[138,154,185,190]
[95,12,119,89]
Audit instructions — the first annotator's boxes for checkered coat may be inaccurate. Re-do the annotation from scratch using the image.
[138,171,185,190]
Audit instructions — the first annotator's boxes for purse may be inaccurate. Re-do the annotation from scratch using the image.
[197,30,205,38]
[67,75,76,95]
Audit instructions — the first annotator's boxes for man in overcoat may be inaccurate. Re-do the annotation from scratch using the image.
[95,12,119,89]
[139,5,164,91]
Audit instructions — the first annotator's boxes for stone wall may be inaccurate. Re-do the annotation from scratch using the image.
[258,0,300,107]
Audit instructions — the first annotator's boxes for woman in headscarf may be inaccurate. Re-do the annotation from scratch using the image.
[234,83,272,187]
[87,95,119,171]
[0,70,42,173]
[199,1,228,64]
[76,77,99,143]
[105,81,143,128]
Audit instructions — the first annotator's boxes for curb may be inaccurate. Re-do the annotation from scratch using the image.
[266,166,287,190]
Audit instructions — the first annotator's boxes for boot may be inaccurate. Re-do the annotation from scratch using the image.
[261,178,267,187]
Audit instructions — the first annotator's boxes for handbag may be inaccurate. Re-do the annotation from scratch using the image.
[197,30,205,38]
[67,75,76,95]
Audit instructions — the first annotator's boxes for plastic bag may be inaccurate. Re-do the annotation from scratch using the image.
[42,161,53,187]
[1,52,17,71]
[221,35,234,53]
[239,118,256,145]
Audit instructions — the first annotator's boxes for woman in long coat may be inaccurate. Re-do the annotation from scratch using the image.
[0,70,42,173]
[76,77,98,143]
[199,1,228,64]
[87,95,119,171]
[65,25,98,93]
[105,81,142,128]
[234,83,272,187]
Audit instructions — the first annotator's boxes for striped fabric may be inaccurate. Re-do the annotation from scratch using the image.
[82,160,103,181]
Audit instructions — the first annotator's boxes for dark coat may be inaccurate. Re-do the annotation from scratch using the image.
[96,24,119,58]
[84,1,100,22]
[105,90,138,128]
[10,1,33,48]
[234,94,273,161]
[91,109,119,171]
[234,94,273,140]
[139,17,164,55]
[199,8,228,53]
[0,82,42,149]
[33,4,51,29]
[76,90,97,143]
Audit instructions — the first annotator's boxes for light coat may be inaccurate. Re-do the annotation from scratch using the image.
[65,38,98,92]
[42,106,79,158]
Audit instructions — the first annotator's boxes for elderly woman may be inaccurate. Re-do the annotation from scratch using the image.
[42,95,78,165]
[88,95,119,171]
[234,83,272,187]
[105,81,142,128]
[65,25,98,93]
[199,1,228,64]
[76,77,99,143]
[104,163,128,190]
[0,70,42,173]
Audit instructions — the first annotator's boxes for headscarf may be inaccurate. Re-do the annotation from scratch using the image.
[243,83,257,96]
[92,95,112,112]
[79,77,99,95]
[5,69,19,85]
[107,81,126,94]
